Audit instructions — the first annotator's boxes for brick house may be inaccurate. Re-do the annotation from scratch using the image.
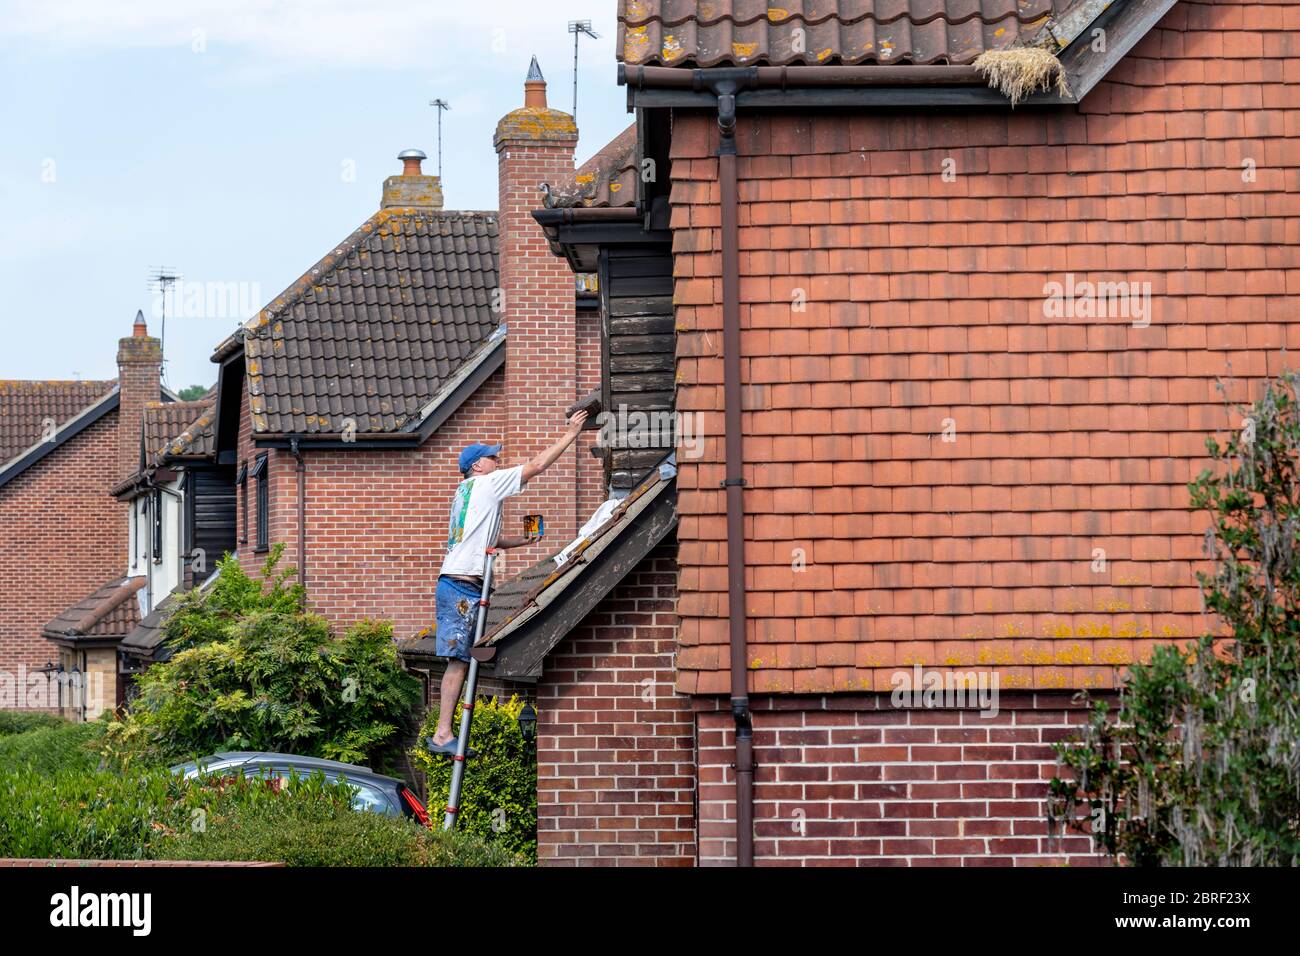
[109,393,233,700]
[428,0,1300,866]
[37,0,1292,869]
[0,314,175,716]
[138,65,628,728]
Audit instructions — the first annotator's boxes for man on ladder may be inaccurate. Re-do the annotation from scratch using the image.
[426,408,589,759]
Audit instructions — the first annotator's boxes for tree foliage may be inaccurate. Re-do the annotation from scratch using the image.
[1050,371,1300,865]
[105,547,421,773]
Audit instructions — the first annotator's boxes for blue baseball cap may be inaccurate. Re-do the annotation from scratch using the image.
[458,442,502,475]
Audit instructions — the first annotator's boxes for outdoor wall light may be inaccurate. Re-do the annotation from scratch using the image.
[517,702,537,749]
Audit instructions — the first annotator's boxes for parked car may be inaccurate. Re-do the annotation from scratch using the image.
[171,751,431,827]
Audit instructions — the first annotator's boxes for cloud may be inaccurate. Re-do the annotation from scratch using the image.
[1,1,619,75]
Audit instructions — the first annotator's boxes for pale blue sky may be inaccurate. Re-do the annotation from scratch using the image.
[0,1,629,390]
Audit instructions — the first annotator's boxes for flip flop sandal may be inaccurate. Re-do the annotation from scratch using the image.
[424,737,478,758]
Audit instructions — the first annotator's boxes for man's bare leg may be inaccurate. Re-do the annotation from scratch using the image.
[430,659,468,746]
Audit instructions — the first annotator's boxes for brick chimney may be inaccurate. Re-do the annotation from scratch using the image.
[117,310,162,481]
[495,57,580,564]
[381,148,445,209]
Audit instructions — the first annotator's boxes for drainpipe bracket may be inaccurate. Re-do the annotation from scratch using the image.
[720,477,747,487]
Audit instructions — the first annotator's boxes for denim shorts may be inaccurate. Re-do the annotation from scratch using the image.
[435,575,482,662]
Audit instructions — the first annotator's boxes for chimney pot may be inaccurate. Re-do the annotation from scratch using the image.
[524,55,547,108]
[397,148,427,176]
[132,309,148,338]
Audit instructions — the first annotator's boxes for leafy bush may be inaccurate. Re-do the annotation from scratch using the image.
[1050,371,1300,865]
[105,548,421,773]
[0,764,519,866]
[161,782,520,867]
[0,711,65,737]
[0,716,106,774]
[411,694,537,862]
[0,766,193,860]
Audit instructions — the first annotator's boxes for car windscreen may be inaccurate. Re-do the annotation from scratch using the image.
[248,765,397,815]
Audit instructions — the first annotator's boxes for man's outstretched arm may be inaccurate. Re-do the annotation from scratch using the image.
[520,410,587,486]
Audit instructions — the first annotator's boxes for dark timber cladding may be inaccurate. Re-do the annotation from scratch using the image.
[601,244,674,490]
[184,465,237,588]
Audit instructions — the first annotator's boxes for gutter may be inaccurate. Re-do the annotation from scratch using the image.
[622,63,984,88]
[619,62,1075,108]
[532,207,643,224]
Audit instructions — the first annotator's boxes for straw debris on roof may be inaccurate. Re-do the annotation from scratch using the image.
[973,47,1071,106]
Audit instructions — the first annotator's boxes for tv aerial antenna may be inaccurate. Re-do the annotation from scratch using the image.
[428,98,450,178]
[147,266,182,383]
[567,20,600,122]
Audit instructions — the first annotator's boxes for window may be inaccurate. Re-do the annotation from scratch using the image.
[236,463,248,546]
[151,490,163,563]
[251,454,269,552]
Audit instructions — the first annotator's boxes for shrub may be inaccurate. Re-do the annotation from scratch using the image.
[411,694,537,863]
[105,547,421,773]
[0,766,191,860]
[1050,371,1300,865]
[0,763,519,866]
[0,716,106,774]
[0,711,65,737]
[160,783,520,867]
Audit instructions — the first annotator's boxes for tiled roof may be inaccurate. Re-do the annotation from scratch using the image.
[43,577,145,641]
[119,589,180,660]
[240,209,500,435]
[618,0,1073,66]
[546,124,639,209]
[121,569,222,661]
[0,380,116,465]
[143,397,216,466]
[479,466,675,643]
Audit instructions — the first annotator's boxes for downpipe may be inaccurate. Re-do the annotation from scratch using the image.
[716,79,756,867]
[291,437,307,589]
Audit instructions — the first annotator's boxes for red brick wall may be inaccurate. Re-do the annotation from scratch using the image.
[532,538,1107,866]
[235,369,524,630]
[536,540,696,865]
[497,101,583,568]
[670,0,1298,695]
[696,693,1109,866]
[115,333,161,492]
[0,412,124,686]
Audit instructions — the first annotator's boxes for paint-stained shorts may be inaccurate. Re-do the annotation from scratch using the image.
[435,575,481,662]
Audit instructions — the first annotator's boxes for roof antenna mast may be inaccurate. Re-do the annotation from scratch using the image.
[567,19,600,122]
[147,266,182,383]
[428,98,450,178]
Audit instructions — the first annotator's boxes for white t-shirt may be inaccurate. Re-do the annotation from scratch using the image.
[440,465,524,577]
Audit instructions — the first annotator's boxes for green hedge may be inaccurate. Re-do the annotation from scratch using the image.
[0,717,107,775]
[411,695,537,863]
[0,711,66,737]
[161,787,520,867]
[0,767,193,860]
[0,765,519,866]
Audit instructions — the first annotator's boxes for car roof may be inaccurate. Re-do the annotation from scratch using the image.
[183,751,402,784]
